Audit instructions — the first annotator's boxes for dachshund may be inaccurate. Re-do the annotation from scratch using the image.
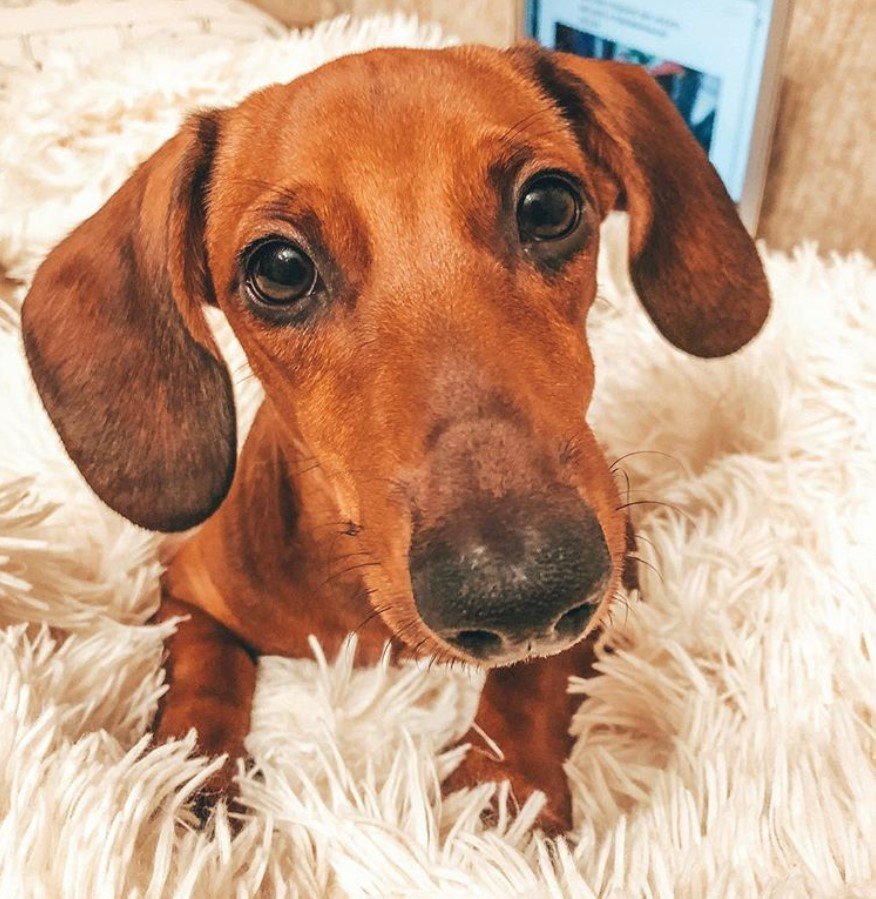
[21,43,770,833]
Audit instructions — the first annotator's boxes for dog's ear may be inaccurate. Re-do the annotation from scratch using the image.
[22,112,236,532]
[513,46,770,358]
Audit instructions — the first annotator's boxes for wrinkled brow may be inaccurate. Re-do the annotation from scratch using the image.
[251,191,325,233]
[226,184,372,296]
[483,138,537,196]
[455,138,536,259]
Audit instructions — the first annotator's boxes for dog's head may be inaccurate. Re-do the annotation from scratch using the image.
[22,46,769,665]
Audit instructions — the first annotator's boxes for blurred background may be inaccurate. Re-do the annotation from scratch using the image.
[2,0,873,257]
[252,0,875,257]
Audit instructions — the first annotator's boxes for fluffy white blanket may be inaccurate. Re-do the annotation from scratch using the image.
[0,15,874,898]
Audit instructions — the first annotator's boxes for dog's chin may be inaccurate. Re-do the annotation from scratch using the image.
[469,629,595,668]
[411,621,599,669]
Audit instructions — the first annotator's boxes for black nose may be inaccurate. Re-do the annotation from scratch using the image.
[409,490,610,661]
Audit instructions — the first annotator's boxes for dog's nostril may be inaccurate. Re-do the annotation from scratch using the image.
[446,629,504,659]
[554,602,596,639]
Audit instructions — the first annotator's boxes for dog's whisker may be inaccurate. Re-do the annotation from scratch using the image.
[558,435,575,466]
[616,498,676,512]
[288,457,408,497]
[515,123,576,143]
[625,554,664,584]
[316,560,382,592]
[557,429,590,466]
[612,464,632,507]
[631,531,659,553]
[391,615,429,652]
[497,106,557,144]
[615,498,697,528]
[410,637,429,661]
[322,537,374,568]
[294,460,324,476]
[321,549,373,578]
[326,550,371,564]
[352,602,389,637]
[629,533,663,574]
[609,449,684,471]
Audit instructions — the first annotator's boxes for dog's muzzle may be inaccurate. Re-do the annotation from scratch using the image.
[409,488,610,664]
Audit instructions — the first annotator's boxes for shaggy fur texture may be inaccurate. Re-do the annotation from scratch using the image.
[1,15,874,897]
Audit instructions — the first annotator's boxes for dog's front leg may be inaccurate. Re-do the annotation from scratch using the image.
[153,593,257,805]
[443,638,598,835]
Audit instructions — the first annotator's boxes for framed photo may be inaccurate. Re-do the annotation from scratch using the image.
[522,0,793,232]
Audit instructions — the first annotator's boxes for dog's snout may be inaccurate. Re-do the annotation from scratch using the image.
[409,490,610,663]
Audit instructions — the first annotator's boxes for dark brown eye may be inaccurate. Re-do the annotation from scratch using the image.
[517,175,582,242]
[246,240,318,305]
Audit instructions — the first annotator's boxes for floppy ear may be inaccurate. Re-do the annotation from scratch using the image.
[514,46,770,358]
[21,112,236,532]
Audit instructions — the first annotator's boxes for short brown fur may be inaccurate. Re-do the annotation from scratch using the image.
[22,44,769,831]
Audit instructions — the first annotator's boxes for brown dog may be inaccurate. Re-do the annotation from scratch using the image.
[21,44,769,832]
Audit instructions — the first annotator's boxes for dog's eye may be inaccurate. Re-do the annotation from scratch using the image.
[245,240,318,305]
[517,175,582,242]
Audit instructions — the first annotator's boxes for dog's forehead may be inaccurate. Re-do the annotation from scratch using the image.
[282,47,537,125]
[224,47,558,176]
[209,46,590,266]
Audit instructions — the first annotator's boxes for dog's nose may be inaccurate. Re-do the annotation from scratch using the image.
[409,490,610,662]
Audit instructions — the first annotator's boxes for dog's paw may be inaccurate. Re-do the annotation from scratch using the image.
[152,697,251,827]
[442,746,572,836]
[187,755,241,823]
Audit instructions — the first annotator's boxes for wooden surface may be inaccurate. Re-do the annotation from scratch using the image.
[758,0,875,255]
[251,0,346,28]
[348,0,516,45]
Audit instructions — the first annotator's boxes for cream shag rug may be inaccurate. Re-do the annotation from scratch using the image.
[1,14,875,898]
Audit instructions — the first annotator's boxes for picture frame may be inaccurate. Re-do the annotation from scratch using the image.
[520,0,793,232]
